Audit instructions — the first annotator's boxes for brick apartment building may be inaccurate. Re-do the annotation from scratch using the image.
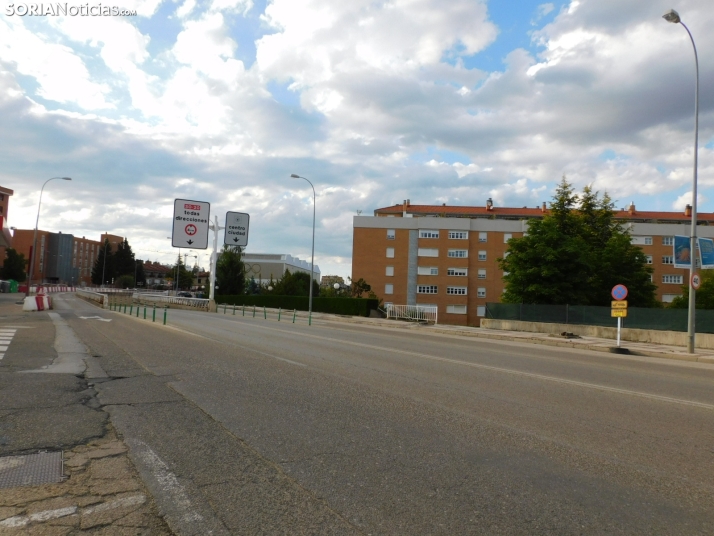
[352,199,714,327]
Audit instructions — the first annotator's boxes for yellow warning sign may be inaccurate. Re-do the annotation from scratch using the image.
[611,309,628,318]
[611,301,628,309]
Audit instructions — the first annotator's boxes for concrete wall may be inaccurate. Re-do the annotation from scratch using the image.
[480,318,714,349]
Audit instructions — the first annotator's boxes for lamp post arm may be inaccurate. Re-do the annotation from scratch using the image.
[26,178,58,297]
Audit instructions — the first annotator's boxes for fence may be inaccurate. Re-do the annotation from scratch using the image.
[485,303,714,333]
[386,304,438,324]
[133,293,210,311]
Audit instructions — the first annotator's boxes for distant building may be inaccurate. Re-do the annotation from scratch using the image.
[143,261,173,289]
[0,186,14,261]
[242,253,320,285]
[352,199,714,327]
[320,275,345,288]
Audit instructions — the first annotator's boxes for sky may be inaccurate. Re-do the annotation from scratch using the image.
[1,0,713,280]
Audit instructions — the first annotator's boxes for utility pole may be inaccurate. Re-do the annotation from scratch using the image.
[209,215,224,301]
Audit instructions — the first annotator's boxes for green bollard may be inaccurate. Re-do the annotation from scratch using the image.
[224,303,227,314]
[136,304,140,317]
[143,305,146,319]
[233,304,236,315]
[253,305,256,318]
[278,307,281,321]
[123,303,127,314]
[163,306,167,325]
[242,304,245,316]
[264,306,266,319]
[152,304,156,322]
[129,304,133,316]
[309,312,312,326]
[292,309,296,323]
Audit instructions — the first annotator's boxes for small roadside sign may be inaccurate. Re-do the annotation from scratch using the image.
[611,284,628,301]
[611,309,627,318]
[172,199,210,249]
[692,273,701,290]
[224,212,250,247]
[611,301,628,309]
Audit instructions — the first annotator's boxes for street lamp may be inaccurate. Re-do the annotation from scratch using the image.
[663,9,700,353]
[26,177,72,297]
[290,173,316,325]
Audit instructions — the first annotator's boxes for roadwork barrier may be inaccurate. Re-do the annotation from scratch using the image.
[22,295,53,311]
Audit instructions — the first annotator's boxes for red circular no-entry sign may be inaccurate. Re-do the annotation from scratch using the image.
[184,224,197,236]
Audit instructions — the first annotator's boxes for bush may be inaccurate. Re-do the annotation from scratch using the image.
[214,295,379,317]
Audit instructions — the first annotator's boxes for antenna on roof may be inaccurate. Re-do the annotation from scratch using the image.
[356,210,362,215]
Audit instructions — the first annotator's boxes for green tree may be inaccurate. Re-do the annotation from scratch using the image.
[91,239,115,285]
[215,245,245,295]
[114,239,136,277]
[670,270,714,309]
[348,277,372,298]
[499,178,657,306]
[114,274,134,289]
[272,269,319,297]
[1,248,27,281]
[171,256,194,291]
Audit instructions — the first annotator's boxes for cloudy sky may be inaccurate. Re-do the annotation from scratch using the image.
[1,0,713,279]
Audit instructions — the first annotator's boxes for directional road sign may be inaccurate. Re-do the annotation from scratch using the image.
[611,284,628,301]
[172,199,210,249]
[224,212,250,247]
[611,309,627,318]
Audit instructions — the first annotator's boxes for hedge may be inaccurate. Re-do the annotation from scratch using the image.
[214,295,379,317]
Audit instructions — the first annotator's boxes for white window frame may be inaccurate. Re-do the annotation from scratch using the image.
[645,236,653,245]
[478,251,487,261]
[387,229,395,240]
[477,269,486,279]
[417,266,438,276]
[419,229,440,239]
[663,236,674,246]
[662,275,683,284]
[476,306,486,317]
[386,247,395,258]
[447,268,467,276]
[386,266,394,276]
[448,249,468,258]
[446,286,467,295]
[449,231,468,240]
[662,256,673,265]
[417,285,438,294]
[645,255,653,264]
[446,305,467,314]
[418,248,439,257]
[478,232,487,243]
[384,284,394,295]
[477,288,486,298]
[504,233,512,243]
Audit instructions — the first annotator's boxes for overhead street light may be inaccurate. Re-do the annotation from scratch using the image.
[26,177,72,297]
[663,8,700,353]
[290,173,316,326]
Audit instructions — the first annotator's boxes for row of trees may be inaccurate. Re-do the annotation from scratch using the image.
[91,238,146,287]
[1,249,27,281]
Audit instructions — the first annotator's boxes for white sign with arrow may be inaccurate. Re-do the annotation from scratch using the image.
[224,212,249,247]
[172,199,210,249]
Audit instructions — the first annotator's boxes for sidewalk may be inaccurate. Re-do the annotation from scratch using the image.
[316,313,714,364]
[0,295,171,534]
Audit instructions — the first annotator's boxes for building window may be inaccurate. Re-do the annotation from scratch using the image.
[645,255,653,264]
[447,268,467,276]
[504,233,512,243]
[448,249,468,258]
[418,266,438,275]
[663,236,674,246]
[477,269,486,279]
[386,247,395,258]
[478,251,487,261]
[478,232,487,242]
[662,256,673,265]
[446,305,467,314]
[385,284,394,295]
[631,236,653,246]
[386,266,394,276]
[449,231,468,239]
[418,248,439,257]
[645,237,653,245]
[477,306,486,317]
[477,288,486,298]
[662,275,683,284]
[419,230,439,239]
[417,285,438,294]
[387,229,395,240]
[446,287,467,295]
[662,294,680,303]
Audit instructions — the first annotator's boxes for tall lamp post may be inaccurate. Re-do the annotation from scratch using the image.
[26,177,72,297]
[290,174,316,326]
[663,9,699,353]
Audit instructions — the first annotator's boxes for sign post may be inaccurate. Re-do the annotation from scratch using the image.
[611,284,628,348]
[208,215,225,302]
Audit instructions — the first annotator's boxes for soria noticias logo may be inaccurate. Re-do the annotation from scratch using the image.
[5,4,138,16]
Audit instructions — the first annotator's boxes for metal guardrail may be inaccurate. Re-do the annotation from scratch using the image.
[386,304,438,324]
[132,293,210,311]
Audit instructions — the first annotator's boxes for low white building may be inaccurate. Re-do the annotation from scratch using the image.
[242,253,320,285]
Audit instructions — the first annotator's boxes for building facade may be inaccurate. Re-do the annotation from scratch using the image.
[352,200,714,327]
[242,253,321,285]
[0,186,14,261]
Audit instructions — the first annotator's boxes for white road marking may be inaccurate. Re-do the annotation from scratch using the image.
[222,321,714,411]
[78,316,112,322]
[0,506,77,527]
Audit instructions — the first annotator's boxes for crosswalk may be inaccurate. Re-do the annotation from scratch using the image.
[0,329,16,360]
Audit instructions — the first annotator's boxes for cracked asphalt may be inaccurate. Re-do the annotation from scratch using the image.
[3,291,714,534]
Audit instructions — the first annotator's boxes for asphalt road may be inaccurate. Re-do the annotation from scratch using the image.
[53,294,714,534]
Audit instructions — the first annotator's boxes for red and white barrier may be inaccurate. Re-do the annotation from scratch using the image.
[22,295,53,312]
